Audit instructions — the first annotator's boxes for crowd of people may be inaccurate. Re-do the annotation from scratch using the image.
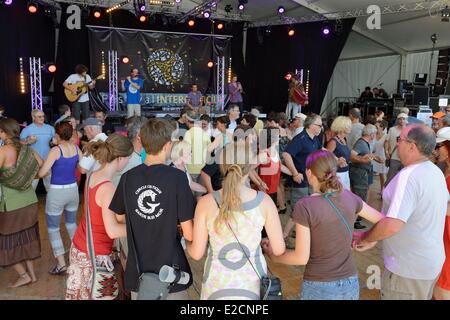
[0,100,449,301]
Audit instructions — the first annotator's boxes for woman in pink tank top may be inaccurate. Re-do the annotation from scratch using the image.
[66,133,133,300]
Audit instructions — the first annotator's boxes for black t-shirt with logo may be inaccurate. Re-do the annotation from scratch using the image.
[109,164,195,293]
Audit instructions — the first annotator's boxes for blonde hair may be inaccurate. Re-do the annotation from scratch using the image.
[330,116,352,134]
[171,140,191,162]
[306,150,343,194]
[215,142,255,233]
[31,109,43,118]
[83,133,133,166]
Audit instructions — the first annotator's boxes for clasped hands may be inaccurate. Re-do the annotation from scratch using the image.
[352,231,377,252]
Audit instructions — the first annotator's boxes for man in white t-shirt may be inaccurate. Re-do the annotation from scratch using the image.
[78,118,107,174]
[355,124,447,300]
[63,64,96,124]
[384,113,408,186]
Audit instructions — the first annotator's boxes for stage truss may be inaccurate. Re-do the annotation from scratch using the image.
[29,57,43,111]
[108,50,119,112]
[216,56,225,112]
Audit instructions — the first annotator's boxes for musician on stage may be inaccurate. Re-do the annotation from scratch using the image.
[186,84,203,112]
[63,64,96,124]
[285,75,308,120]
[228,75,244,112]
[121,68,144,118]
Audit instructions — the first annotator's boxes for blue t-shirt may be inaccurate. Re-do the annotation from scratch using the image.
[20,123,55,160]
[285,130,321,188]
[125,78,144,105]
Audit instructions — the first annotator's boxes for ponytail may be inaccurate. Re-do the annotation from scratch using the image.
[83,133,133,166]
[306,150,343,194]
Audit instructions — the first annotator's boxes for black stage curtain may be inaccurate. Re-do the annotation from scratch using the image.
[0,2,55,123]
[245,19,355,115]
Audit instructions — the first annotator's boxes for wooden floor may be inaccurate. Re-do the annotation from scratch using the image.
[0,177,384,300]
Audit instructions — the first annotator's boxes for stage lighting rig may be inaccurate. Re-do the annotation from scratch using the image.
[203,11,211,19]
[43,62,57,74]
[28,1,38,13]
[217,22,224,30]
[92,8,102,18]
[238,0,247,11]
[121,56,130,64]
[278,6,285,15]
[288,27,295,37]
[207,61,214,68]
[106,0,130,14]
[442,6,450,22]
[1,0,13,6]
[188,18,195,27]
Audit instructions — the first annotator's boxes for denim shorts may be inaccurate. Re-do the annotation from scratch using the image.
[300,275,359,300]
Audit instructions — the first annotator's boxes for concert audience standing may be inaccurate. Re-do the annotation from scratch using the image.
[95,110,115,135]
[66,134,131,300]
[38,122,82,275]
[78,118,108,174]
[121,68,144,119]
[347,108,365,150]
[200,114,213,137]
[432,127,450,300]
[186,142,285,300]
[384,113,408,186]
[399,107,422,125]
[326,116,352,191]
[63,64,96,124]
[0,118,43,288]
[355,124,447,300]
[20,109,55,191]
[282,114,322,240]
[373,120,388,194]
[251,107,264,134]
[109,119,195,299]
[228,76,244,112]
[287,113,307,141]
[213,116,232,147]
[263,150,383,300]
[227,105,240,134]
[241,113,257,129]
[431,111,447,133]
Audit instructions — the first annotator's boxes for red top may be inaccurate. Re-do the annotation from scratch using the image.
[73,181,114,256]
[259,152,281,195]
[436,175,450,290]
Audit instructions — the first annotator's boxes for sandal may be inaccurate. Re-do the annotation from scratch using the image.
[49,264,67,275]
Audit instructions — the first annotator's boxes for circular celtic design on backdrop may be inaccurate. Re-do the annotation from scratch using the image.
[147,48,185,86]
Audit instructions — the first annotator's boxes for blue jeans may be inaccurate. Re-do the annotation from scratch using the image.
[300,275,359,300]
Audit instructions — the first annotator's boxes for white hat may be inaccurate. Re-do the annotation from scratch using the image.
[397,113,408,119]
[436,127,450,143]
[294,113,307,121]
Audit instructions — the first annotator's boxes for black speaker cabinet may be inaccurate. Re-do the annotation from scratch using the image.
[413,85,429,105]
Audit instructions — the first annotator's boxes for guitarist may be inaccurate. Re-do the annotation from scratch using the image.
[285,75,308,121]
[63,64,96,124]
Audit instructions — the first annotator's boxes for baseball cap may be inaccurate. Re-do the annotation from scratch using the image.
[79,118,103,128]
[436,127,450,143]
[431,111,446,119]
[294,113,307,121]
[397,113,408,119]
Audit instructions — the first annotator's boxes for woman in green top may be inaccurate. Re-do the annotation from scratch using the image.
[0,118,43,288]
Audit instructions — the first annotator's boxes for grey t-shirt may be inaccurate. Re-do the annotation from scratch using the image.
[351,138,371,171]
[382,161,447,280]
[347,123,364,150]
[292,190,363,282]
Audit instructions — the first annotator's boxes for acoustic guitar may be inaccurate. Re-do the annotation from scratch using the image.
[64,74,104,102]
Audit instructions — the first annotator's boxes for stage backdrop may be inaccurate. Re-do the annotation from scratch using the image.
[88,27,231,109]
[245,19,355,115]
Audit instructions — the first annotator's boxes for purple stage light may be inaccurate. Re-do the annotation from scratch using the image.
[238,4,244,11]
[140,5,145,11]
[5,0,13,5]
[175,0,182,3]
[278,6,285,14]
[211,1,216,7]
[322,27,330,35]
[203,11,211,18]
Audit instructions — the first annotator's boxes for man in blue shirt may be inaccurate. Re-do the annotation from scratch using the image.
[20,109,55,191]
[187,84,203,111]
[121,68,144,119]
[282,113,322,240]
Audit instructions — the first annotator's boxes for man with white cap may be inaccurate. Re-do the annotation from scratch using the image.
[78,117,107,174]
[384,112,408,186]
[287,113,307,140]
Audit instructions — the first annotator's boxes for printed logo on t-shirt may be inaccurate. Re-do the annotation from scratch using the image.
[128,85,138,94]
[135,185,164,220]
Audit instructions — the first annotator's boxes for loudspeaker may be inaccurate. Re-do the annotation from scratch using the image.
[413,86,429,105]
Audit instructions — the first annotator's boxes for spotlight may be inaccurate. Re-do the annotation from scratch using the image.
[188,19,195,27]
[4,0,13,5]
[207,61,214,68]
[238,4,244,11]
[121,55,130,64]
[28,1,38,13]
[203,11,211,19]
[225,4,233,13]
[93,8,102,18]
[175,0,181,3]
[442,6,450,22]
[285,73,293,81]
[43,63,57,73]
[211,2,217,8]
[138,14,147,22]
[278,6,285,14]
[140,5,145,12]
[321,26,330,36]
[288,27,295,37]
[217,22,224,30]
